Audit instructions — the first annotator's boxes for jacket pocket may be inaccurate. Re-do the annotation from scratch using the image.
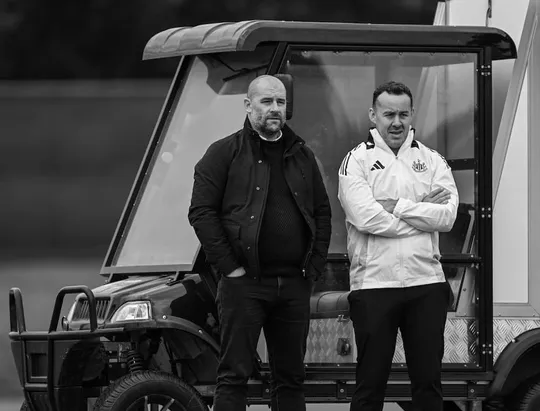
[222,224,245,263]
[365,236,398,282]
[366,235,382,265]
[307,251,326,280]
[405,232,438,274]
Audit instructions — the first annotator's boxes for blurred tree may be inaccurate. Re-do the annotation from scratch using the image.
[0,0,439,256]
[0,0,181,78]
[0,0,439,79]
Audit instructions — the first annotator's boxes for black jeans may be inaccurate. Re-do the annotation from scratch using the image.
[213,274,312,411]
[348,282,450,411]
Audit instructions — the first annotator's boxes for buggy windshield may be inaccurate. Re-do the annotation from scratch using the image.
[280,49,478,256]
[112,46,275,267]
[111,46,479,276]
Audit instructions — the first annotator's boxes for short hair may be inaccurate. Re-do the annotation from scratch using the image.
[372,81,413,108]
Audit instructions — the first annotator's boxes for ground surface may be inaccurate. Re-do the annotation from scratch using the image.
[0,258,400,410]
[0,399,401,410]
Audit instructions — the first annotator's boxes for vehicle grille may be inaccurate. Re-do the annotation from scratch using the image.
[72,298,111,321]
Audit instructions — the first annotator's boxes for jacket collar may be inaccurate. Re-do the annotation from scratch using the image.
[243,116,305,155]
[368,127,417,155]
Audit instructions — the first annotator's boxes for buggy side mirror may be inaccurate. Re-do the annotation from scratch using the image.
[274,73,293,120]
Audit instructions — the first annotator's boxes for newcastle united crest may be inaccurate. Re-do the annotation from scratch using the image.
[412,159,427,173]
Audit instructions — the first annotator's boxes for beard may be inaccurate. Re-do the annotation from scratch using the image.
[257,113,284,135]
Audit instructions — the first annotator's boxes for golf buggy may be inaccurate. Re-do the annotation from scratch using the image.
[9,19,540,411]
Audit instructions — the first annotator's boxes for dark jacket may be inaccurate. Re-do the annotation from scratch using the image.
[188,118,332,280]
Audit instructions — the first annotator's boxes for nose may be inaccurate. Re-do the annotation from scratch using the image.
[270,100,279,111]
[391,115,402,128]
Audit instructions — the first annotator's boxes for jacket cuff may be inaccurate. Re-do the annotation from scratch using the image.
[218,258,241,277]
[393,198,412,218]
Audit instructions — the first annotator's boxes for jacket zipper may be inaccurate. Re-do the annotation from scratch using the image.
[254,159,270,279]
[396,154,404,286]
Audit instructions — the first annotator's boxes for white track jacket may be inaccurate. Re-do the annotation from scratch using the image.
[338,128,458,291]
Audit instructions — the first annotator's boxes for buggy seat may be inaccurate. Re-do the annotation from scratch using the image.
[310,290,350,319]
[308,203,475,319]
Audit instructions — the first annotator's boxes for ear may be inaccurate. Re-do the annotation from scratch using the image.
[368,107,376,124]
[244,97,252,113]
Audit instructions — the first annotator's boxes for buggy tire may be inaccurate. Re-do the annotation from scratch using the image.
[505,377,540,411]
[93,370,208,411]
[20,401,29,411]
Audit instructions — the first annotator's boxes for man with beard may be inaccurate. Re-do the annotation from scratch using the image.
[338,81,458,411]
[188,75,332,411]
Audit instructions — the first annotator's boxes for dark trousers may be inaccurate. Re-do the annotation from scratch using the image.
[348,282,450,411]
[213,275,312,411]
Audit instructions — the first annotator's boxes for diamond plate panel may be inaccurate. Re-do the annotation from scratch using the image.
[392,318,477,364]
[493,318,540,360]
[304,318,478,364]
[288,318,540,365]
[305,318,354,363]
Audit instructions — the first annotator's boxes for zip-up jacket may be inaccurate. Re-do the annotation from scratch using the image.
[338,127,458,290]
[188,118,332,280]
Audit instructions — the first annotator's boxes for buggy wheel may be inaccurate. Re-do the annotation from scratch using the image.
[93,370,208,411]
[505,377,540,411]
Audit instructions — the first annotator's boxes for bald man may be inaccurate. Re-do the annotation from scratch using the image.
[189,75,331,411]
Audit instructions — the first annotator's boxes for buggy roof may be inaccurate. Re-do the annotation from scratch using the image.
[142,20,517,61]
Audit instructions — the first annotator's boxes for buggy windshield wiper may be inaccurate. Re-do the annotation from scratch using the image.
[211,55,269,82]
[222,64,268,82]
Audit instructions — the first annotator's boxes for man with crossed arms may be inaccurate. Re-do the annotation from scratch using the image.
[338,80,458,411]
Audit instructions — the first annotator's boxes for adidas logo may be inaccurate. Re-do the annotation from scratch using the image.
[370,160,385,171]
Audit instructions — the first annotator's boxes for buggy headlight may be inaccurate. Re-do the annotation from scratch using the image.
[110,301,152,323]
[65,301,77,323]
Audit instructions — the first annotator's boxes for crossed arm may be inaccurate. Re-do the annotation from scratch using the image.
[388,155,459,233]
[338,152,459,236]
[338,154,422,237]
[379,188,450,213]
